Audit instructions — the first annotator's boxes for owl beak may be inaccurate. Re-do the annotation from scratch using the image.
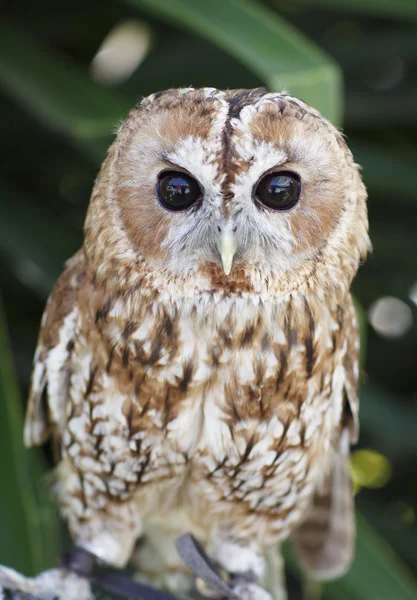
[216,227,238,276]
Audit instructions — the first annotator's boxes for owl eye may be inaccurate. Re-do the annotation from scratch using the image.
[255,171,301,211]
[157,171,202,211]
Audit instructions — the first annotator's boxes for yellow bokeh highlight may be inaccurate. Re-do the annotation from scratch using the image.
[350,449,392,493]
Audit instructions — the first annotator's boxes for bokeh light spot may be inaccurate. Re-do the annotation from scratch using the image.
[91,20,152,86]
[368,296,413,339]
[351,449,392,491]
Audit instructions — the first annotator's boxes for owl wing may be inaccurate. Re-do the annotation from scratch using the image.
[292,429,355,580]
[24,250,85,448]
[292,298,359,580]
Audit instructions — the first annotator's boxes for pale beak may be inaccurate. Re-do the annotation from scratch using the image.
[216,227,238,275]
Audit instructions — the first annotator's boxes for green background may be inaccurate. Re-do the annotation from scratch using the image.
[0,1,417,598]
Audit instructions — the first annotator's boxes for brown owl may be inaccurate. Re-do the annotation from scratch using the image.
[24,88,370,599]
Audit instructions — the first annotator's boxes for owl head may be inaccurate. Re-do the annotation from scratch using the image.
[84,88,369,297]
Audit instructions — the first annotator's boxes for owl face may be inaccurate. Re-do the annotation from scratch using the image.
[86,88,368,292]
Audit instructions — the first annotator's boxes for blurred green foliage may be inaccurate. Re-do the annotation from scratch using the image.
[0,296,59,574]
[0,0,416,598]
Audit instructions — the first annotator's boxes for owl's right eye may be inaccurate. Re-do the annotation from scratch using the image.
[157,171,202,211]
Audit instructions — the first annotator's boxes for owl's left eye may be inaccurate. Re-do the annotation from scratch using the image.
[157,171,202,211]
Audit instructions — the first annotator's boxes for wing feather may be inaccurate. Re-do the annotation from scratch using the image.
[24,251,85,447]
[292,431,355,580]
[292,296,360,579]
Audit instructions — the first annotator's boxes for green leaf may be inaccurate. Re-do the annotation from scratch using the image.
[325,514,417,600]
[0,293,59,575]
[358,496,417,573]
[0,22,131,163]
[285,514,417,600]
[123,0,343,123]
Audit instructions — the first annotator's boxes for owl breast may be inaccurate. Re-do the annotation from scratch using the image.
[60,281,351,546]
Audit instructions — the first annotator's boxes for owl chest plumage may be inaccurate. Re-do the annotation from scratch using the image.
[59,276,353,541]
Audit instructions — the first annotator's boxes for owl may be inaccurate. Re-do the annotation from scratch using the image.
[24,88,370,599]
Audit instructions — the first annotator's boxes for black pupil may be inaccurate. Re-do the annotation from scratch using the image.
[158,172,200,211]
[256,172,300,210]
